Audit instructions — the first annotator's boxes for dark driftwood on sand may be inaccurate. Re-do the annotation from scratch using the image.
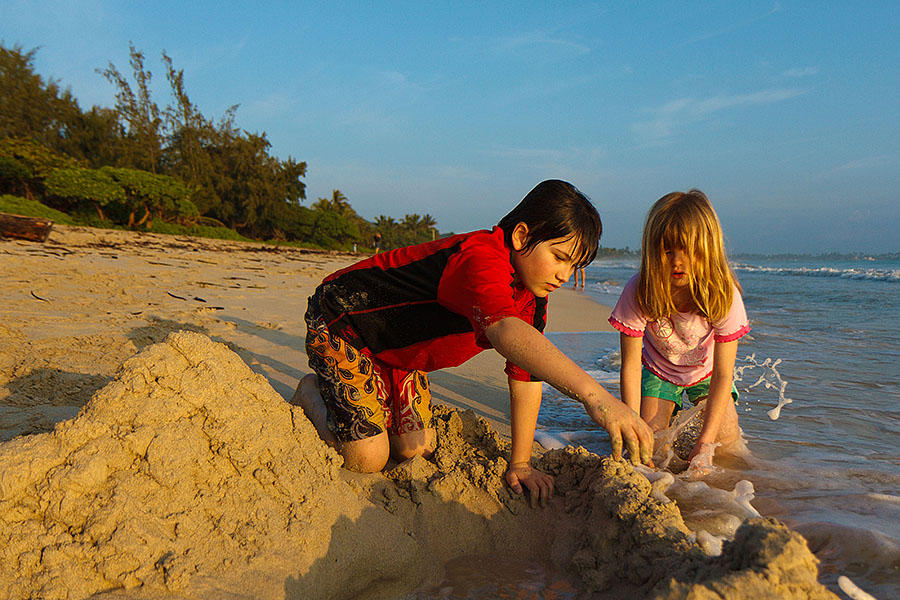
[0,213,53,243]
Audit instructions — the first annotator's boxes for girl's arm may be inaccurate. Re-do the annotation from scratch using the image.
[690,339,739,460]
[619,333,643,413]
[506,377,554,506]
[485,316,654,465]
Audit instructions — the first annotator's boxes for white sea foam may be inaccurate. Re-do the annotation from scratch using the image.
[734,354,793,420]
[838,575,879,600]
[733,264,900,283]
[584,369,618,385]
[693,530,725,556]
[533,430,568,451]
[866,492,900,505]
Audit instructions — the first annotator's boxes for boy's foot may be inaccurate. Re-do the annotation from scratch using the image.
[292,375,335,444]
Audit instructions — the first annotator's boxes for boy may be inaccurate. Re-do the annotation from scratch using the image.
[294,180,653,505]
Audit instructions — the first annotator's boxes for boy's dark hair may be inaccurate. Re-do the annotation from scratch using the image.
[498,179,602,268]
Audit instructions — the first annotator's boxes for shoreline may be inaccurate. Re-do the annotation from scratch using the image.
[0,225,837,599]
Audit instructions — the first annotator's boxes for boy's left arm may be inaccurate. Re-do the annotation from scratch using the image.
[690,339,739,463]
[506,377,555,507]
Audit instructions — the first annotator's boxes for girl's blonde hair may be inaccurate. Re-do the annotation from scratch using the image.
[637,190,740,323]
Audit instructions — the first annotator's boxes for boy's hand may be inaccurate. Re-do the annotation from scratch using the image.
[506,462,555,508]
[583,398,654,465]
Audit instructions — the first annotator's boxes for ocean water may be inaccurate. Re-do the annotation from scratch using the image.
[533,255,900,599]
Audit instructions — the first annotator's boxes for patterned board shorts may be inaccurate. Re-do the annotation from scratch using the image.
[305,310,434,443]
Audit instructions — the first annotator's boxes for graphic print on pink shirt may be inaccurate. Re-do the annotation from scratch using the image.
[649,315,707,367]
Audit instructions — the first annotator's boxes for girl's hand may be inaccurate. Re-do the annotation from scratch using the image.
[687,441,720,478]
[506,462,555,508]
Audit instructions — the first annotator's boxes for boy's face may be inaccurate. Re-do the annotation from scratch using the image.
[510,223,580,297]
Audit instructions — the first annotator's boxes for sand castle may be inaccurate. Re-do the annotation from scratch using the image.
[0,331,838,599]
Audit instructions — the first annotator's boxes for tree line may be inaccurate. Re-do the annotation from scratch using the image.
[0,43,438,250]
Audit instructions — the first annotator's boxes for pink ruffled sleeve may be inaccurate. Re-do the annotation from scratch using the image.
[608,274,647,337]
[713,286,751,342]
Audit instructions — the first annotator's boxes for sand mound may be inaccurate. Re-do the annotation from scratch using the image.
[0,332,838,599]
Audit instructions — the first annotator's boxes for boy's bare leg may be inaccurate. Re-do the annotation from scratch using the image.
[390,428,436,462]
[292,374,392,472]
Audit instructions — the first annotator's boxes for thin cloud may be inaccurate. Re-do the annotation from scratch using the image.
[487,144,581,168]
[452,28,592,61]
[244,93,295,120]
[680,2,783,47]
[783,67,819,78]
[829,155,895,173]
[492,30,591,55]
[371,69,428,98]
[633,88,805,143]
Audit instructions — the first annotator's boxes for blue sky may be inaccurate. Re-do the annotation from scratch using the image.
[2,1,899,254]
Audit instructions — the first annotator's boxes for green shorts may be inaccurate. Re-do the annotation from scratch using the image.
[641,368,738,413]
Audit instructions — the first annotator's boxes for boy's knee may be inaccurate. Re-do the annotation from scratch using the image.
[339,432,391,473]
[390,428,435,462]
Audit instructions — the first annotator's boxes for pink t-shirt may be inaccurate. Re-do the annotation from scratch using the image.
[609,274,750,386]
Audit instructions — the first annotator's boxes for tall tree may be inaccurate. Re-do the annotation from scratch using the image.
[0,43,81,149]
[312,189,353,216]
[98,42,163,172]
[161,51,219,190]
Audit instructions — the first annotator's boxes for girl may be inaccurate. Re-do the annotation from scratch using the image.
[609,190,750,472]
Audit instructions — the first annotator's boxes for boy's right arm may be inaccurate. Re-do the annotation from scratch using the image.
[485,316,653,464]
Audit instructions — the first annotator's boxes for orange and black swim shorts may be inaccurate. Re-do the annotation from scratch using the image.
[305,305,433,443]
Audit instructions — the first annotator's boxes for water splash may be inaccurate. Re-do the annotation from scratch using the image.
[838,575,878,600]
[684,441,722,479]
[734,353,793,420]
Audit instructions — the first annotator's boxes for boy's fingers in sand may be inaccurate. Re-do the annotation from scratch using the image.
[611,422,654,465]
[608,429,624,461]
[593,406,653,465]
[635,419,655,465]
[506,463,555,508]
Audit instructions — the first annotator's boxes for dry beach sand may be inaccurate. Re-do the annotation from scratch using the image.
[0,225,839,599]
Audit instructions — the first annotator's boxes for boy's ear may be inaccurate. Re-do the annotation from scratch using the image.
[511,222,530,251]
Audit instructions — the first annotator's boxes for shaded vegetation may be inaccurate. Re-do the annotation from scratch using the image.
[0,194,77,225]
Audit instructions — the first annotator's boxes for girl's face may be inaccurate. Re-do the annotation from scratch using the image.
[510,223,579,297]
[664,247,691,288]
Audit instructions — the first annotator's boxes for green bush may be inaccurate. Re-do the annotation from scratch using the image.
[0,156,31,179]
[146,220,189,236]
[101,166,197,225]
[188,224,252,241]
[0,194,77,224]
[0,137,79,179]
[44,167,125,209]
[147,219,252,242]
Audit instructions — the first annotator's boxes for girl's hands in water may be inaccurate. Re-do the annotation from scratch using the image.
[687,441,720,478]
[505,462,555,508]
